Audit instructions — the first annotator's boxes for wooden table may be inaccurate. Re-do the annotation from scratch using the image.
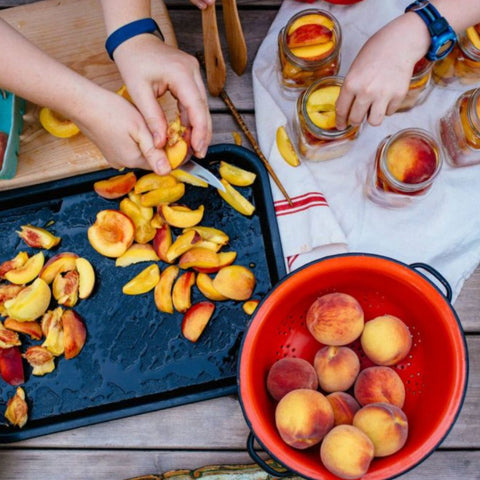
[0,1,479,479]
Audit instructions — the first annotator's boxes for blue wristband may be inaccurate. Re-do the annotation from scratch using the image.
[105,18,164,61]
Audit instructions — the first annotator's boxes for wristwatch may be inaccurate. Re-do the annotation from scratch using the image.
[405,0,457,61]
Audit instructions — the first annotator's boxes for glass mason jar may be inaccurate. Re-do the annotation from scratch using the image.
[439,87,480,167]
[366,128,443,208]
[278,9,342,92]
[294,76,361,162]
[433,26,480,86]
[397,57,434,112]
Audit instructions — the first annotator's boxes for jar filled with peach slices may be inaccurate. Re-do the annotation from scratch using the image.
[397,57,433,112]
[365,128,443,208]
[294,76,361,161]
[433,23,480,86]
[278,9,341,92]
[439,87,480,167]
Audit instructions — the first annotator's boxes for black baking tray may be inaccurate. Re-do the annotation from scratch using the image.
[0,144,286,442]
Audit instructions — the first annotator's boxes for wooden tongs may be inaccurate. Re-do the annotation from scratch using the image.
[202,0,247,96]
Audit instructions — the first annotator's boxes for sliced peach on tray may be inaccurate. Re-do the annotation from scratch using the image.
[4,251,44,285]
[154,265,180,313]
[39,107,80,138]
[134,173,178,195]
[40,252,79,284]
[196,272,229,301]
[0,284,24,316]
[152,224,173,263]
[212,265,255,301]
[4,278,51,322]
[243,299,260,315]
[166,117,191,169]
[172,271,196,313]
[17,224,61,250]
[178,248,234,273]
[23,345,55,376]
[0,346,24,385]
[88,209,135,258]
[4,318,43,340]
[115,243,160,267]
[4,387,28,427]
[62,309,87,360]
[0,322,21,348]
[195,251,237,274]
[140,183,186,207]
[218,161,257,187]
[276,126,300,167]
[150,212,165,229]
[128,192,154,220]
[182,226,229,246]
[41,307,65,356]
[0,252,29,279]
[171,168,208,188]
[218,179,255,216]
[181,301,215,342]
[165,230,201,263]
[288,13,335,35]
[75,257,95,299]
[52,269,79,307]
[119,197,156,244]
[161,204,205,229]
[190,240,222,252]
[287,23,333,49]
[93,171,137,199]
[122,264,161,295]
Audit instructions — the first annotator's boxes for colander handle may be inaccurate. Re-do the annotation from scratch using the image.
[410,263,453,302]
[246,432,294,477]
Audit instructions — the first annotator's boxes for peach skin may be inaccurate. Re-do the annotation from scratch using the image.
[314,346,360,392]
[326,391,361,426]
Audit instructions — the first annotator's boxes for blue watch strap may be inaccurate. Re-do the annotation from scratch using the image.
[105,18,164,61]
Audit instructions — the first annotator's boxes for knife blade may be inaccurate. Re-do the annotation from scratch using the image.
[179,160,226,192]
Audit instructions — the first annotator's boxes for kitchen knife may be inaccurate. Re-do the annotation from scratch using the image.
[179,159,226,192]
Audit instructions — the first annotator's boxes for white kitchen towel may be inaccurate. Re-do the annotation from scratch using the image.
[252,0,480,300]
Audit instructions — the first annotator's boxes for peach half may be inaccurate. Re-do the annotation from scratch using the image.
[288,13,335,36]
[275,389,334,449]
[88,209,135,258]
[287,23,333,49]
[266,357,318,401]
[93,171,137,200]
[326,391,361,426]
[166,117,192,169]
[4,251,45,285]
[181,301,215,342]
[306,86,340,130]
[218,161,257,187]
[212,265,255,300]
[4,278,51,322]
[17,225,61,250]
[306,292,364,346]
[218,179,255,216]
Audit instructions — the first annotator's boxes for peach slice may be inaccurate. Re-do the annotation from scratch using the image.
[40,252,79,284]
[152,224,173,263]
[287,23,333,49]
[0,252,29,279]
[196,272,229,301]
[232,131,242,145]
[243,299,260,315]
[0,284,24,316]
[17,225,61,250]
[191,240,222,252]
[4,251,45,285]
[178,248,237,273]
[218,161,257,187]
[166,230,201,263]
[212,265,255,301]
[306,86,340,130]
[4,278,51,322]
[115,243,160,267]
[128,191,154,220]
[140,183,186,207]
[62,309,87,360]
[288,14,335,35]
[134,173,178,194]
[75,257,95,299]
[0,322,21,348]
[276,126,300,167]
[119,197,156,244]
[172,271,196,313]
[93,171,137,199]
[150,212,165,229]
[52,269,79,307]
[41,307,65,356]
[39,107,80,138]
[154,265,179,313]
[0,346,24,385]
[291,41,335,61]
[23,345,55,376]
[122,264,161,295]
[4,318,43,340]
[166,117,191,169]
[4,387,28,427]
[218,179,255,216]
[181,301,215,342]
[161,204,205,229]
[88,209,135,258]
[182,226,229,246]
[171,168,208,188]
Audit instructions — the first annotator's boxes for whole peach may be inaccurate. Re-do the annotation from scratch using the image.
[314,346,360,392]
[353,402,409,457]
[354,366,406,408]
[306,292,364,346]
[327,391,361,426]
[361,314,412,366]
[275,389,334,449]
[320,425,375,480]
[266,357,319,401]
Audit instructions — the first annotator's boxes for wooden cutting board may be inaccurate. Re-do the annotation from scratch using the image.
[0,0,178,192]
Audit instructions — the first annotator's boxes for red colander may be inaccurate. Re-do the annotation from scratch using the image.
[238,253,468,480]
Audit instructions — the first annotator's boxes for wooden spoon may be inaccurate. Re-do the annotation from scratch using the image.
[221,0,248,76]
[202,4,227,96]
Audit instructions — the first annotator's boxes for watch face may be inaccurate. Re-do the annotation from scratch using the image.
[408,0,430,11]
